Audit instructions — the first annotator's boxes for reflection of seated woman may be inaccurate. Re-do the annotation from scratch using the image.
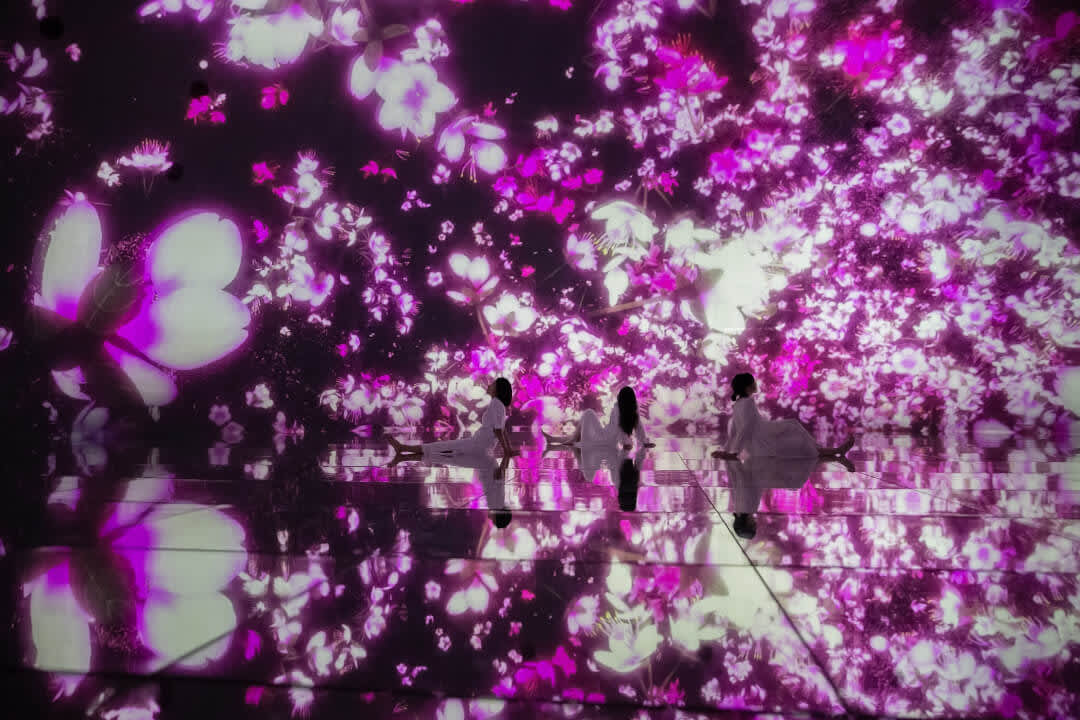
[426,451,513,529]
[724,455,818,539]
[543,386,655,450]
[616,446,647,512]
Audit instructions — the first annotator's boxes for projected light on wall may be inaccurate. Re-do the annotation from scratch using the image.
[4,0,1080,439]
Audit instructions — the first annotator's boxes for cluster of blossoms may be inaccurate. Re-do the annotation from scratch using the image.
[245,152,417,334]
[22,0,1080,439]
[1,42,54,141]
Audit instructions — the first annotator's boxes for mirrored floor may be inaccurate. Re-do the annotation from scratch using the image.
[4,433,1079,718]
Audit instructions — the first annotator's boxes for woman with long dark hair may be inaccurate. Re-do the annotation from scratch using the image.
[712,372,854,461]
[543,386,654,449]
[388,377,516,459]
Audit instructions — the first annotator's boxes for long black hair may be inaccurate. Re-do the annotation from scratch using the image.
[616,386,639,436]
[491,510,512,528]
[493,377,512,408]
[731,373,755,402]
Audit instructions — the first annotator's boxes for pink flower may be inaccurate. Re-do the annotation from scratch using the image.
[329,6,363,45]
[493,175,518,197]
[222,421,245,444]
[225,5,323,69]
[655,48,728,94]
[35,199,250,406]
[446,253,498,303]
[482,294,537,336]
[979,169,1003,192]
[566,233,597,271]
[836,31,896,83]
[260,83,289,109]
[438,115,508,174]
[891,347,928,375]
[708,148,748,184]
[251,161,276,184]
[186,94,227,124]
[208,404,231,426]
[25,488,247,696]
[374,61,456,139]
[117,139,173,174]
[246,382,274,409]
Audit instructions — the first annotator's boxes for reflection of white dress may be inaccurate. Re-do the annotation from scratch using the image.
[726,398,817,458]
[725,455,818,514]
[428,453,506,511]
[576,444,646,486]
[424,399,506,456]
[575,406,650,447]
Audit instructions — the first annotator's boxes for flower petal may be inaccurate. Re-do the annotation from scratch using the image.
[103,342,178,406]
[148,212,243,292]
[439,127,466,162]
[40,199,102,321]
[112,505,246,593]
[28,562,92,683]
[139,591,237,668]
[470,122,506,140]
[348,55,377,100]
[467,257,491,287]
[116,288,250,371]
[474,142,507,174]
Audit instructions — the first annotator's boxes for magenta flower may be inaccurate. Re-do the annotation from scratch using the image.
[835,31,896,83]
[35,197,251,406]
[446,253,498,303]
[654,47,728,94]
[375,61,455,139]
[708,148,749,184]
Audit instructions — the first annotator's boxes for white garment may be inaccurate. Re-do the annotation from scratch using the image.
[574,406,650,447]
[724,455,818,514]
[726,397,817,458]
[423,398,507,456]
[428,454,506,511]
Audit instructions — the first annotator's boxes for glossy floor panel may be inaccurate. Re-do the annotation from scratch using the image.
[6,433,1080,718]
[759,567,1080,718]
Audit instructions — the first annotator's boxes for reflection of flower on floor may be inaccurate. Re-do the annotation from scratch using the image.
[445,559,497,615]
[25,481,248,696]
[593,618,660,674]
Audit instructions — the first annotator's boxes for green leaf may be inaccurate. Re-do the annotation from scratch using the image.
[76,264,145,335]
[82,346,148,408]
[300,0,322,22]
[69,547,138,628]
[381,24,410,39]
[364,39,383,72]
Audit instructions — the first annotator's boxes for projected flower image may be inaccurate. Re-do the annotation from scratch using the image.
[3,0,1076,441]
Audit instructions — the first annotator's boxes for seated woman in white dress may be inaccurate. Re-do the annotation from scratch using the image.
[388,377,517,460]
[542,386,655,450]
[712,373,855,461]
